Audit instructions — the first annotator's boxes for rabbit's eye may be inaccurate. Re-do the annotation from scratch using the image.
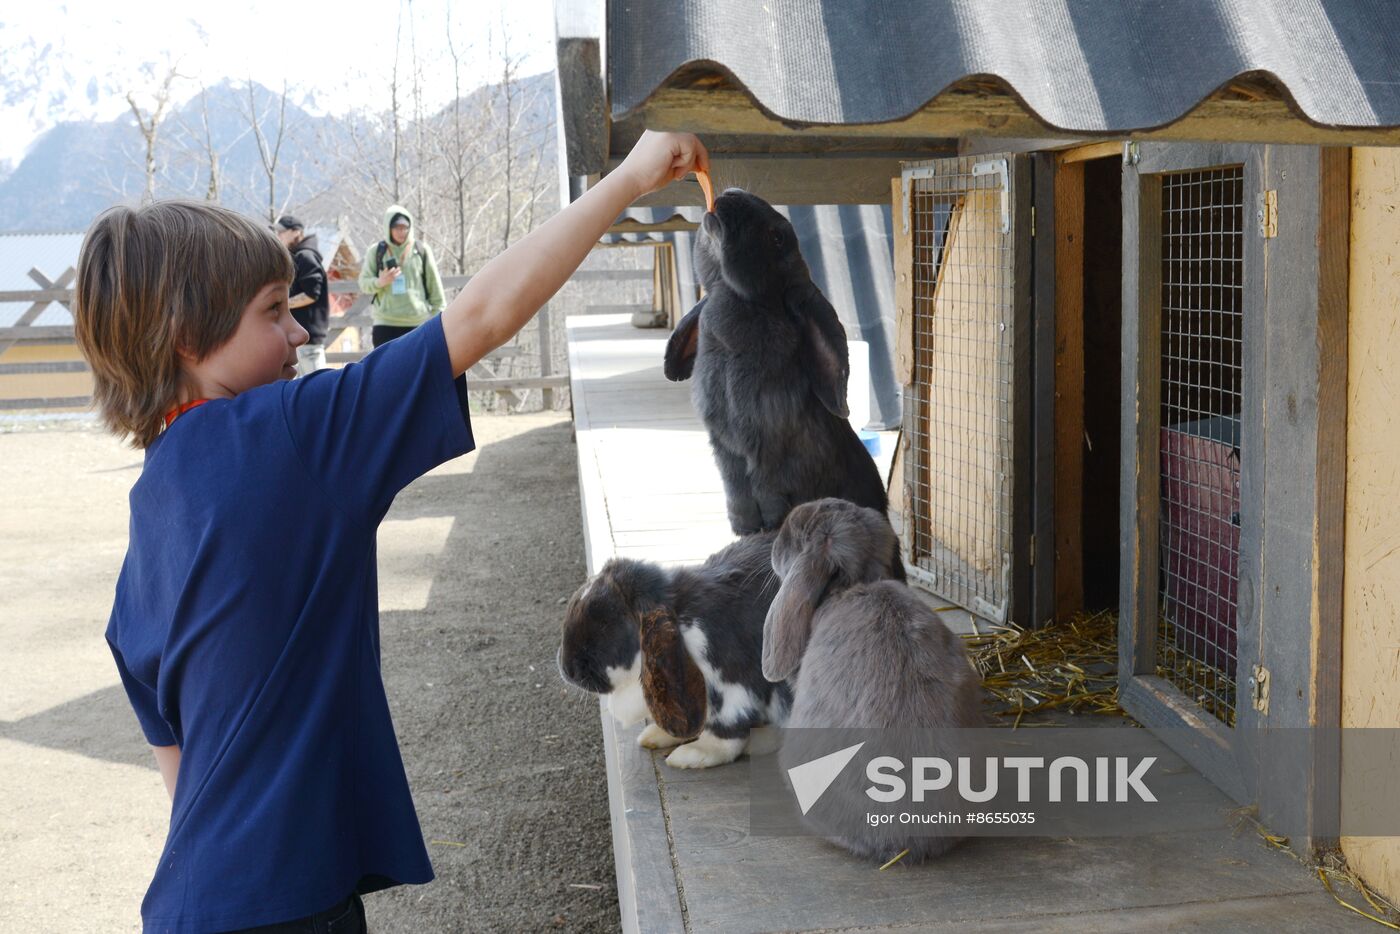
[770,230,784,248]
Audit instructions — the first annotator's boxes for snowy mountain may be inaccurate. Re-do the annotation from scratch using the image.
[0,25,158,172]
[0,79,343,230]
[0,72,557,233]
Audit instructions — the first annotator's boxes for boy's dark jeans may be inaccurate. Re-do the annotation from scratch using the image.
[224,893,366,933]
[372,324,470,417]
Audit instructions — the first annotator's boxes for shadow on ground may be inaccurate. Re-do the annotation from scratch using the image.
[2,415,617,934]
[368,415,618,934]
[0,684,149,768]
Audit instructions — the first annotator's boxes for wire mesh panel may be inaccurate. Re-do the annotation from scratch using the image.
[1156,166,1245,724]
[903,158,1017,622]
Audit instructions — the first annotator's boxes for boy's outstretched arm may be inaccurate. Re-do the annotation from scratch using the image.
[441,131,709,376]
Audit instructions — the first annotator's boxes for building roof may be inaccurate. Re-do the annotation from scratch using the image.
[0,231,84,328]
[608,0,1400,133]
[304,224,361,267]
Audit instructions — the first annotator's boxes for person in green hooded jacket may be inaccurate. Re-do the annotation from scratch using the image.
[358,204,467,405]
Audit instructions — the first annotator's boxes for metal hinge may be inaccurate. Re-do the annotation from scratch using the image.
[901,164,938,235]
[1028,534,1035,566]
[1030,205,1036,237]
[1250,664,1271,714]
[900,172,911,236]
[1257,190,1278,238]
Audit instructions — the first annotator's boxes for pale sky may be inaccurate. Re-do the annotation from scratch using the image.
[0,0,557,168]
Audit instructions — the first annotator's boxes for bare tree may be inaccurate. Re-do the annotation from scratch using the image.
[313,30,559,275]
[389,3,405,202]
[522,145,547,233]
[203,149,219,197]
[440,10,496,273]
[172,84,245,202]
[498,32,517,250]
[336,108,398,206]
[294,57,567,412]
[199,88,220,201]
[126,64,183,204]
[242,79,294,222]
[481,27,556,252]
[444,12,467,270]
[408,0,427,222]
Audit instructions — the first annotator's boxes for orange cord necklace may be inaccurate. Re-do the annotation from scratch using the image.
[162,398,209,430]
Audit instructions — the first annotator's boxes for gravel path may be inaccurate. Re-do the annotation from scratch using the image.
[0,413,619,933]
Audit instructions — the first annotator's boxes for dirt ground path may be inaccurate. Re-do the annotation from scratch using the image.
[0,413,619,933]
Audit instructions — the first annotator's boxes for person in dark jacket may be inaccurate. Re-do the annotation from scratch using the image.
[275,215,330,375]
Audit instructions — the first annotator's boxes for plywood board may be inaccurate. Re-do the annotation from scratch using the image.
[922,188,1008,581]
[1341,146,1400,904]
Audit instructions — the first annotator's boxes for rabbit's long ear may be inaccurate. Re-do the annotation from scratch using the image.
[663,296,706,382]
[640,608,707,740]
[763,544,836,682]
[786,283,850,418]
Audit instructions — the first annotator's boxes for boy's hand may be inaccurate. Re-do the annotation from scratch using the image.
[376,267,401,288]
[615,131,710,199]
[439,130,707,376]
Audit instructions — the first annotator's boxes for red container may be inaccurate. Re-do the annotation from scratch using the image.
[1158,417,1240,675]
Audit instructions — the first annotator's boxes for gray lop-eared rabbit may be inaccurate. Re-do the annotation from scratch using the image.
[764,499,985,862]
[664,190,893,555]
[558,533,792,769]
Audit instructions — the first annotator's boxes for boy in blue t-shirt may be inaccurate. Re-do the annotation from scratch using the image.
[73,131,709,933]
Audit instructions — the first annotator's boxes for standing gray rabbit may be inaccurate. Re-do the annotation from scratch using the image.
[664,190,890,546]
[557,533,791,769]
[764,498,985,862]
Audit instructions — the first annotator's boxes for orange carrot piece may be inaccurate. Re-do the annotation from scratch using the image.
[695,169,715,213]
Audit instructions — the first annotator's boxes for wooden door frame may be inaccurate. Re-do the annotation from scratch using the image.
[893,153,1039,627]
[1031,154,1058,629]
[1118,142,1348,853]
[1031,151,1096,629]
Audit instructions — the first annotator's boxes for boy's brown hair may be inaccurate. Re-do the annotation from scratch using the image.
[73,200,294,448]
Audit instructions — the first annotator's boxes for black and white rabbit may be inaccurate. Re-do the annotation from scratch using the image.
[663,189,891,547]
[558,533,791,769]
[764,498,985,862]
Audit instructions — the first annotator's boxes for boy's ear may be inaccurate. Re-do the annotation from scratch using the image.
[174,342,200,366]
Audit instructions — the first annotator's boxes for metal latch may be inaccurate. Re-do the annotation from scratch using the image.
[1257,190,1278,238]
[972,159,1010,233]
[1250,664,1270,714]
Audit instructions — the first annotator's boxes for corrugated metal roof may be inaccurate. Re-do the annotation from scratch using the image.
[615,202,901,429]
[303,225,361,266]
[0,231,83,327]
[609,0,1400,131]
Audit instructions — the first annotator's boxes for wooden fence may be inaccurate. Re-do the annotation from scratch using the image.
[0,266,653,412]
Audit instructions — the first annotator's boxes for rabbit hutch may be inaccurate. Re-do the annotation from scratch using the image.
[894,139,1354,832]
[557,0,1400,928]
[893,138,1400,907]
